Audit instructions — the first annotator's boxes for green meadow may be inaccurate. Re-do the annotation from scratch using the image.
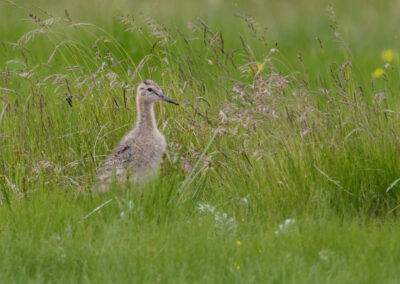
[1,0,400,282]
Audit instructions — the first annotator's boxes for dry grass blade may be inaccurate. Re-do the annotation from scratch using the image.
[0,174,13,187]
[48,41,68,64]
[314,164,356,196]
[0,102,9,127]
[386,178,400,193]
[84,199,113,219]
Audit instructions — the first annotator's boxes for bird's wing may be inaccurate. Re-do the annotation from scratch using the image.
[97,144,135,181]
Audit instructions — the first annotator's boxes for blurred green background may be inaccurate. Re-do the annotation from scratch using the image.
[1,0,399,88]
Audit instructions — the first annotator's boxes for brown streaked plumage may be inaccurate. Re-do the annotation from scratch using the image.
[94,79,178,192]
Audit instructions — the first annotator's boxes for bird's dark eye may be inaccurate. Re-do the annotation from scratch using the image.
[147,88,153,92]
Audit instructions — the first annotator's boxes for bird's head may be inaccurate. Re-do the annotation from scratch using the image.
[136,79,179,105]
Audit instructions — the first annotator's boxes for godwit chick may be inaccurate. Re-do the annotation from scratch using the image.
[94,79,178,191]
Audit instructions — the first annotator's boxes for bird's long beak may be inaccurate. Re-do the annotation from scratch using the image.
[159,93,179,105]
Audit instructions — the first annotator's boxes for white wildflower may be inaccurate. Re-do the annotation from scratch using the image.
[196,202,237,235]
[319,249,336,262]
[214,212,237,235]
[120,200,134,219]
[196,202,215,214]
[275,218,297,235]
[236,196,248,204]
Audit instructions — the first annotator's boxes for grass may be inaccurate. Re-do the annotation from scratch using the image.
[1,0,400,282]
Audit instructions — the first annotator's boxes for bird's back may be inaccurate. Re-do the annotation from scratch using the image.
[96,127,166,189]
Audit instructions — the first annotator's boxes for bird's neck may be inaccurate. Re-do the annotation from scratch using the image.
[136,100,158,133]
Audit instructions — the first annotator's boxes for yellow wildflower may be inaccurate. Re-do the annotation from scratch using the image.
[258,249,262,254]
[256,62,263,71]
[247,62,263,73]
[236,241,241,245]
[381,49,394,62]
[233,261,240,270]
[372,68,384,78]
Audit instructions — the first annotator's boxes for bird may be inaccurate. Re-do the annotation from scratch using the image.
[94,79,178,192]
